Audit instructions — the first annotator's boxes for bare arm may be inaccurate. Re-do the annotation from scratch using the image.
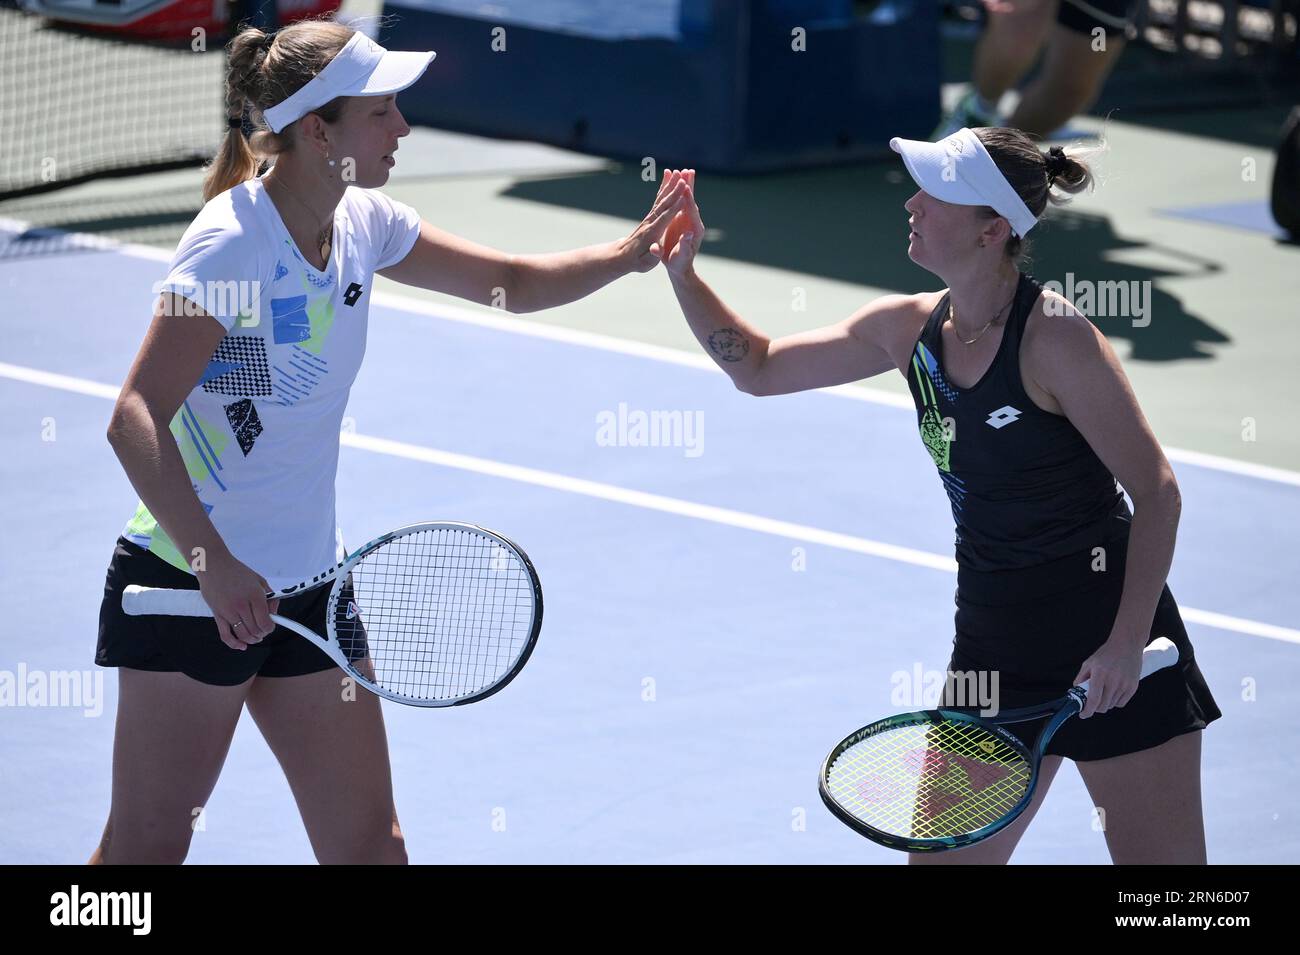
[660,170,910,395]
[108,294,232,566]
[669,270,909,394]
[378,175,689,313]
[1029,293,1182,716]
[376,220,515,307]
[506,240,638,314]
[107,294,277,646]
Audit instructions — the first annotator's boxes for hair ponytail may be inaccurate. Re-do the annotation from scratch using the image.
[201,20,354,202]
[202,28,274,201]
[1044,144,1092,195]
[973,126,1105,263]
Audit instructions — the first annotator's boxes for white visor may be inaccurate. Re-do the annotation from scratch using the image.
[889,127,1037,238]
[262,32,435,135]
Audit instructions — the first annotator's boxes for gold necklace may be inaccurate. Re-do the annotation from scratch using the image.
[266,174,333,263]
[950,281,1018,345]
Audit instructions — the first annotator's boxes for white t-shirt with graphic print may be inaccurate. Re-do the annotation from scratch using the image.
[123,175,421,591]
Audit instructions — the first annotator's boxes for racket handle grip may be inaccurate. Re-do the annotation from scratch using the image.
[1078,636,1180,695]
[122,585,215,618]
[1138,636,1179,678]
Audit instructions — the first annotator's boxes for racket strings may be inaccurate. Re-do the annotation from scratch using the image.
[826,719,1031,841]
[332,528,535,703]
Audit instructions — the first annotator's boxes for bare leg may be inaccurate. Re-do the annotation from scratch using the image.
[90,668,249,864]
[972,0,1059,104]
[245,667,407,865]
[1008,24,1128,137]
[1075,731,1207,865]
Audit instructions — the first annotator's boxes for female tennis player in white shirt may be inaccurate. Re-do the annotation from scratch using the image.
[93,18,689,864]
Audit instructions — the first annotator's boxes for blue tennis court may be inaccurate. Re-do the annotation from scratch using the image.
[2,235,1296,864]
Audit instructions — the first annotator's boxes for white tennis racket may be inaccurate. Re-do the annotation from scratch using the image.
[123,521,542,707]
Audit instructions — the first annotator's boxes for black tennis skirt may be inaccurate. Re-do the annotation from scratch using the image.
[944,532,1221,762]
[96,536,338,686]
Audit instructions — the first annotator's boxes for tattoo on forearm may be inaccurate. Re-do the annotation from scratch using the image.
[707,328,750,363]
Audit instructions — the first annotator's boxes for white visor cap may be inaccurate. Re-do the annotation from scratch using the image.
[888,127,1038,239]
[262,32,435,135]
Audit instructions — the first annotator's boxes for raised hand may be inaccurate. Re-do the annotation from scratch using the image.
[661,169,705,278]
[621,170,690,272]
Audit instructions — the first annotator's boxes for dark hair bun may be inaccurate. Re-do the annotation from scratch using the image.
[1045,145,1068,181]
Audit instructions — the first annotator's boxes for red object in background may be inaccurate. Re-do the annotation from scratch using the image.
[39,0,343,43]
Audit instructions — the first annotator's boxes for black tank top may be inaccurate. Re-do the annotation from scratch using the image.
[905,271,1131,571]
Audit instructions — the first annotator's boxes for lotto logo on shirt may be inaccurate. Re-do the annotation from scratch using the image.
[343,282,365,307]
[153,280,263,327]
[985,405,1022,429]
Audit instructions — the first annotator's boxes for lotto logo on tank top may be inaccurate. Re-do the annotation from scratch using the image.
[985,405,1022,429]
[343,282,364,307]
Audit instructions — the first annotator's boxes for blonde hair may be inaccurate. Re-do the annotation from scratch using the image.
[202,19,355,202]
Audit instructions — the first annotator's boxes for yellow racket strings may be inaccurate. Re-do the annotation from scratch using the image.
[827,719,1032,840]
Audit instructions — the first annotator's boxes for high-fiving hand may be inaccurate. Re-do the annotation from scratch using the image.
[658,168,705,278]
[621,168,705,275]
[622,170,692,272]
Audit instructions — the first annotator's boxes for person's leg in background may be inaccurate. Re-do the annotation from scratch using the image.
[937,1,1058,137]
[1006,1,1133,137]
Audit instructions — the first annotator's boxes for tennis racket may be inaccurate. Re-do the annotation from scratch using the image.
[122,522,542,707]
[818,637,1179,852]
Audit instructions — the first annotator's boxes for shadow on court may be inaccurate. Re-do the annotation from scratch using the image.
[504,167,1233,361]
[0,184,204,260]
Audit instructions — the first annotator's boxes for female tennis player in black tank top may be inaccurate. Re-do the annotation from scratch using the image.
[658,127,1220,865]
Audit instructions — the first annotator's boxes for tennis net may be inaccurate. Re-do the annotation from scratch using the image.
[0,1,299,201]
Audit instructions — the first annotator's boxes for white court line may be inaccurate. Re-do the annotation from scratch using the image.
[372,290,1300,486]
[342,431,957,572]
[0,363,120,400]
[3,360,1298,646]
[4,225,1296,485]
[372,289,918,409]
